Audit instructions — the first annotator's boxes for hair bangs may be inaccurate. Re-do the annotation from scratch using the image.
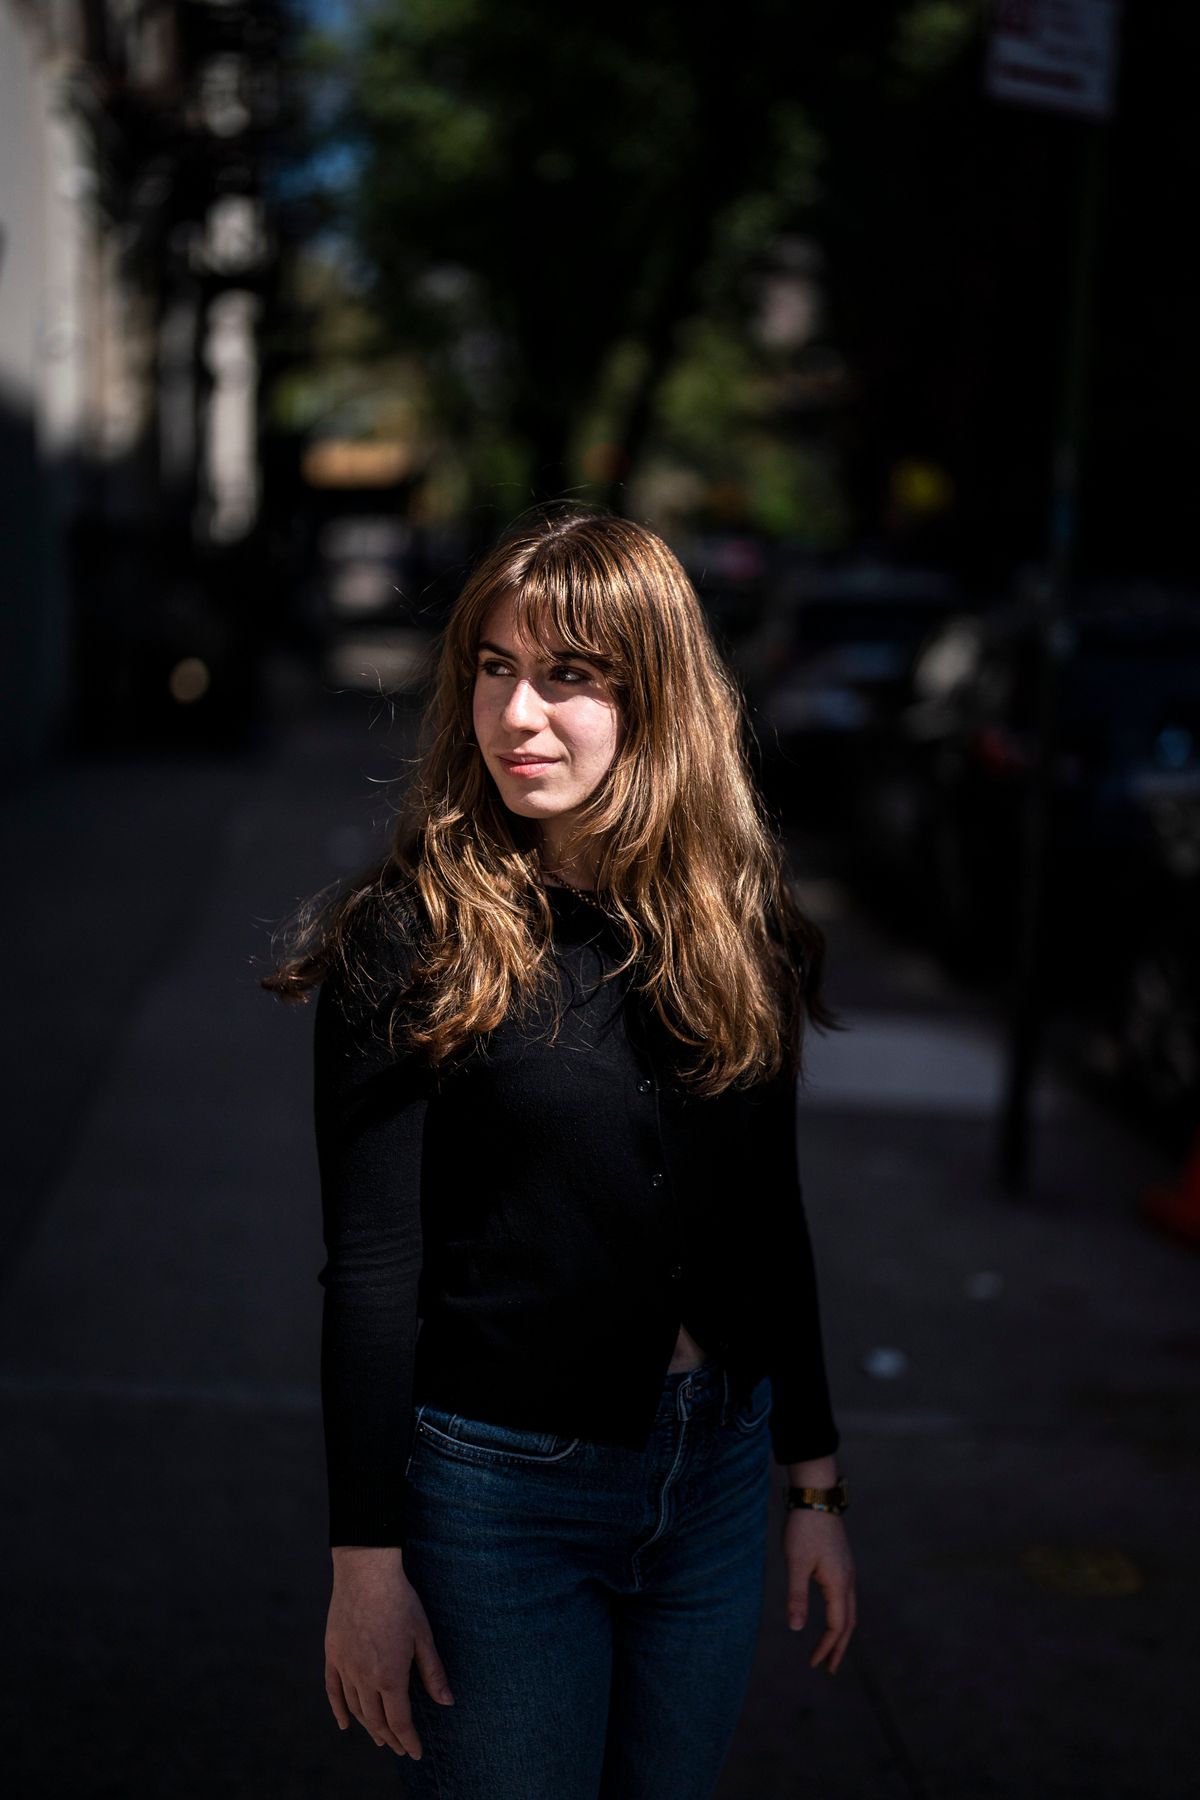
[502,551,629,681]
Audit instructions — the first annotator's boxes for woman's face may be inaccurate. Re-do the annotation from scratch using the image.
[472,593,622,840]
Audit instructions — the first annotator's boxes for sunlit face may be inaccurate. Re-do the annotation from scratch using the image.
[472,593,621,843]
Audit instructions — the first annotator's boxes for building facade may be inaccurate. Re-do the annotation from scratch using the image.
[0,0,282,770]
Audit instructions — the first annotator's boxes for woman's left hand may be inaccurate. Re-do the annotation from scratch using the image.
[782,1509,856,1673]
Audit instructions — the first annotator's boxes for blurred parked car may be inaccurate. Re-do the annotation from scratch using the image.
[734,557,964,825]
[680,532,774,652]
[1088,817,1200,1132]
[849,586,1200,1125]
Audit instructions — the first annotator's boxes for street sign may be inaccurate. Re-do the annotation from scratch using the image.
[986,0,1121,121]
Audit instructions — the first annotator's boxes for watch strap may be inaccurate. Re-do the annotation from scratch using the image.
[783,1476,849,1515]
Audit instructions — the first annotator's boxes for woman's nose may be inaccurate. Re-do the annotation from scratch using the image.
[501,678,546,729]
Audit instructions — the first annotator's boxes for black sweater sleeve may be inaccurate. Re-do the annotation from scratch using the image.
[750,1069,841,1467]
[312,940,431,1548]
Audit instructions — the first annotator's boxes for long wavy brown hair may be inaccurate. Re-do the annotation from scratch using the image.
[261,506,842,1094]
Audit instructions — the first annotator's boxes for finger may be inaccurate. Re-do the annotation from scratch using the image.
[808,1585,848,1670]
[828,1616,856,1675]
[817,1581,848,1643]
[358,1693,411,1759]
[809,1623,839,1669]
[786,1568,812,1630]
[829,1591,859,1674]
[412,1631,456,1706]
[344,1680,403,1755]
[324,1665,352,1730]
[379,1684,424,1760]
[390,1710,423,1762]
[827,1610,855,1673]
[341,1670,379,1742]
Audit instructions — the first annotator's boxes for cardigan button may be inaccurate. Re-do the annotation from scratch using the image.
[638,1078,654,1094]
[668,1264,684,1281]
[650,1171,665,1188]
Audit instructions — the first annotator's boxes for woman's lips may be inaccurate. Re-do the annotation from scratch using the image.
[498,757,558,778]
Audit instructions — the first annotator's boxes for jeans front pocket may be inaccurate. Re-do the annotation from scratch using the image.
[730,1374,773,1435]
[414,1401,583,1468]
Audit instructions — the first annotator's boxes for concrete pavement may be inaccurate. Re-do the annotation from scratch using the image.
[1,660,1195,1798]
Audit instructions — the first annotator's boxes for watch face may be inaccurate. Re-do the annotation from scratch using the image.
[784,1477,847,1513]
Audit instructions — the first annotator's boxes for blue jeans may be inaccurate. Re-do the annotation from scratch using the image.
[396,1359,773,1800]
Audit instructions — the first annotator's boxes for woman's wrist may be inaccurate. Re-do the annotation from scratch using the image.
[785,1455,839,1487]
[331,1544,406,1568]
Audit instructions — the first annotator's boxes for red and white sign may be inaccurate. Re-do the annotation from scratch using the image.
[986,0,1121,120]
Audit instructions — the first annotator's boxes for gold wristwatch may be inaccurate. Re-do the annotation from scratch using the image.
[783,1476,849,1515]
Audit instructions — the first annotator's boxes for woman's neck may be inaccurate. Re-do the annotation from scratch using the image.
[538,839,599,891]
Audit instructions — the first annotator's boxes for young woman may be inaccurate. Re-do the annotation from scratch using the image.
[265,507,856,1799]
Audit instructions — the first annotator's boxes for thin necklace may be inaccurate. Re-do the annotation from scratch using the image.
[538,853,611,913]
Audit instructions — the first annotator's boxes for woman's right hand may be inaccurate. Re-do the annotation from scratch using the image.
[325,1546,456,1760]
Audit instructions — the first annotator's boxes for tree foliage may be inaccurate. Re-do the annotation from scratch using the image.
[333,0,889,518]
[300,0,1200,578]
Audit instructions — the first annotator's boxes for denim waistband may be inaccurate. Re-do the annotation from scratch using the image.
[655,1357,731,1423]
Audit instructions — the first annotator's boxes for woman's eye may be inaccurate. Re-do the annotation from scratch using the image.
[476,660,590,685]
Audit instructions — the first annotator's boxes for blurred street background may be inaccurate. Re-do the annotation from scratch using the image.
[1,2,1197,1796]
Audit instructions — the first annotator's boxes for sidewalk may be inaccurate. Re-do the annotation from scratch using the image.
[721,855,1198,1799]
[0,671,1195,1798]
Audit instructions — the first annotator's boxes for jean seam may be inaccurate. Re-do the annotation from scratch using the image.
[631,1421,689,1588]
[415,1418,583,1466]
